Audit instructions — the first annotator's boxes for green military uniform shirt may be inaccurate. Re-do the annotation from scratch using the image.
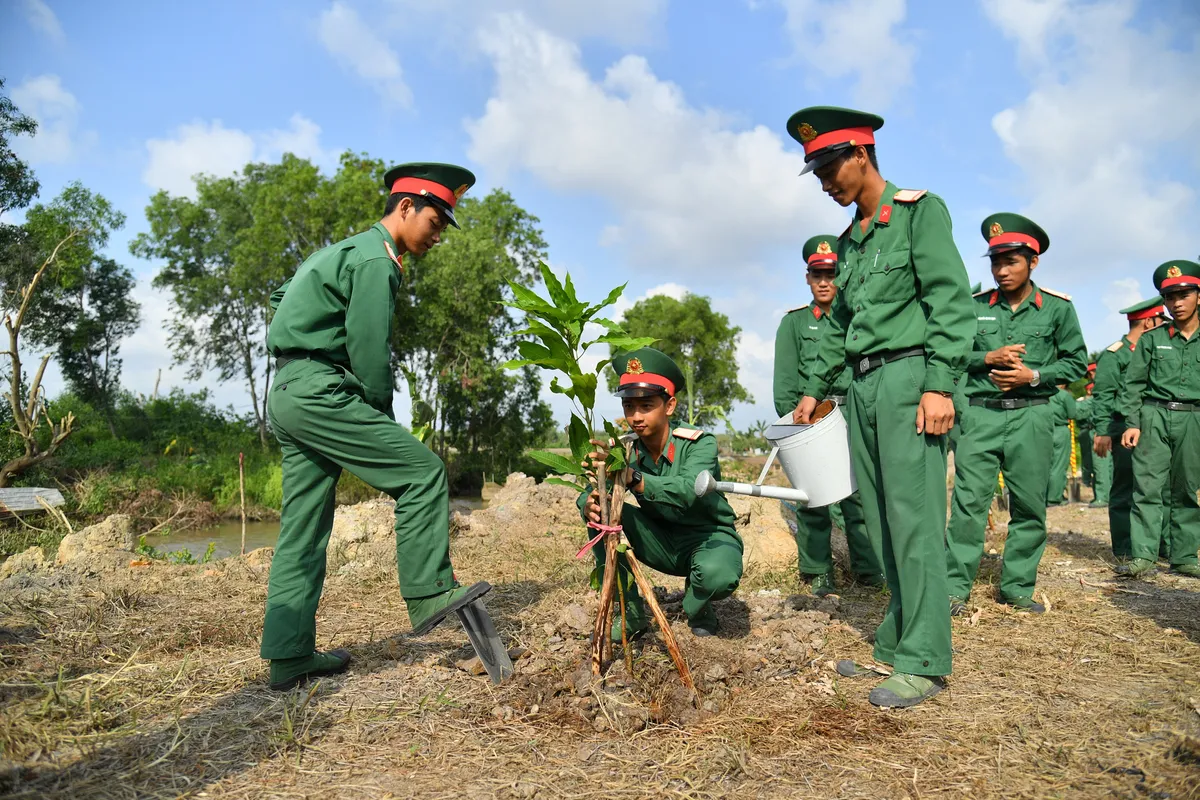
[268,222,403,418]
[628,427,740,538]
[804,182,975,399]
[963,284,1087,399]
[773,304,851,415]
[1119,324,1200,418]
[1092,337,1134,437]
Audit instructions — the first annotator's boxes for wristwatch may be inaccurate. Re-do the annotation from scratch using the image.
[1030,369,1041,388]
[630,471,643,493]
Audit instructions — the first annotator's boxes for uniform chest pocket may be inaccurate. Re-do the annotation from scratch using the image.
[975,323,1000,342]
[1020,328,1056,365]
[1149,348,1177,382]
[867,249,914,302]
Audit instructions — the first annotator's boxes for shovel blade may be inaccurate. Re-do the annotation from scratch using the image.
[456,598,513,684]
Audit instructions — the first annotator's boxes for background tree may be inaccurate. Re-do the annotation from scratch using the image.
[608,293,750,427]
[132,152,384,446]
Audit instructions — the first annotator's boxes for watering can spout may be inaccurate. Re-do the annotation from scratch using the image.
[694,470,810,506]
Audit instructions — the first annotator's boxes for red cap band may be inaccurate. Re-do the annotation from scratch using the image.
[619,372,675,396]
[1127,305,1165,320]
[1160,275,1200,290]
[988,232,1040,253]
[389,177,458,207]
[803,126,876,157]
[807,253,837,267]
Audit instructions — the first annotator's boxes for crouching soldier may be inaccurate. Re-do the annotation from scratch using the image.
[579,348,744,638]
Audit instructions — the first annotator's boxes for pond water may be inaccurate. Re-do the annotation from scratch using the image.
[153,496,487,561]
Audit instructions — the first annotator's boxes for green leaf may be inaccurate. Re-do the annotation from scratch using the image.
[572,372,598,410]
[506,280,560,320]
[544,477,584,492]
[568,415,591,463]
[500,358,540,371]
[581,282,628,322]
[526,449,585,476]
[593,358,612,375]
[607,448,626,473]
[584,333,658,351]
[548,376,576,399]
[538,262,570,309]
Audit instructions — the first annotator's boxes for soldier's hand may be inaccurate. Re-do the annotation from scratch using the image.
[988,365,1035,391]
[794,396,819,424]
[1121,429,1140,449]
[584,491,603,524]
[917,392,955,436]
[985,344,1026,369]
[581,438,614,479]
[1094,435,1112,457]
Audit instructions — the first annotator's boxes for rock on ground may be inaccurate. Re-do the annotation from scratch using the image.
[55,514,137,575]
[0,546,46,580]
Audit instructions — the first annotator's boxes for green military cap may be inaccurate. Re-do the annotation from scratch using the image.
[803,235,838,269]
[1153,260,1200,294]
[612,347,685,399]
[382,162,476,229]
[1118,296,1166,321]
[980,212,1049,257]
[786,106,885,175]
[970,281,982,294]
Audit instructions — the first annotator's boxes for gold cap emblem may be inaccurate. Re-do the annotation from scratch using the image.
[989,222,1003,237]
[1167,265,1182,278]
[453,184,469,201]
[816,241,833,255]
[626,358,644,375]
[797,122,818,143]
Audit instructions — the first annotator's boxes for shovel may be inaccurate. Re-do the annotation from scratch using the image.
[456,597,513,684]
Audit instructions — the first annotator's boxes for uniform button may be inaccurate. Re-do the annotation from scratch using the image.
[923,660,929,667]
[436,579,444,587]
[856,305,861,312]
[853,335,859,341]
[860,277,865,284]
[1007,334,1013,340]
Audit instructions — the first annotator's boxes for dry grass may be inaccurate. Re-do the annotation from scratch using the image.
[1,498,1198,799]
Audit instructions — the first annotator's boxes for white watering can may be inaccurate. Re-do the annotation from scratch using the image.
[694,401,856,509]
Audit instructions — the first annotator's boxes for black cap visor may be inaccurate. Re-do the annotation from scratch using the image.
[799,143,855,176]
[614,383,670,399]
[426,194,460,229]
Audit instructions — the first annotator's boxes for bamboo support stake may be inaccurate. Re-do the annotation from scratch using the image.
[625,547,694,691]
[238,452,247,556]
[591,459,615,676]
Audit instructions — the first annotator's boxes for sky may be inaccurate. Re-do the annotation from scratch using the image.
[2,0,1199,432]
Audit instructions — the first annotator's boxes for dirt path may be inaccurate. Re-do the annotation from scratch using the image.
[1,495,1197,799]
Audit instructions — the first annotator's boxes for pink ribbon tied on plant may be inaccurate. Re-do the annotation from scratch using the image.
[575,521,623,559]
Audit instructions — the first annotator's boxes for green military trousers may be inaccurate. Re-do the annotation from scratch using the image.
[1092,450,1112,505]
[1077,428,1095,489]
[1128,406,1200,567]
[795,491,881,578]
[1047,424,1072,504]
[1111,443,1171,559]
[847,356,951,677]
[260,360,454,660]
[944,402,1055,603]
[591,504,743,621]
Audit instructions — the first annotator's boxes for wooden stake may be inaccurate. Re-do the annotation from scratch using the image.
[625,548,694,691]
[238,452,247,556]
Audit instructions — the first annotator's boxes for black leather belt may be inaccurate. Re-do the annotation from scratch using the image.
[969,397,1051,410]
[1146,398,1200,412]
[274,351,346,373]
[851,347,925,378]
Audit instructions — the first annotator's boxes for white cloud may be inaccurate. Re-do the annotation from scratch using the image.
[10,74,93,164]
[466,13,844,273]
[19,0,64,44]
[736,328,778,424]
[774,0,915,107]
[386,0,667,46]
[983,0,1200,289]
[142,115,337,197]
[317,2,412,108]
[610,281,688,321]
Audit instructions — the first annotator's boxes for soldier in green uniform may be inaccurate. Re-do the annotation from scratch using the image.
[1092,297,1168,558]
[789,107,974,708]
[1117,261,1200,578]
[943,214,1087,614]
[773,235,884,597]
[261,163,491,690]
[1076,367,1113,507]
[579,348,743,638]
[1047,384,1082,506]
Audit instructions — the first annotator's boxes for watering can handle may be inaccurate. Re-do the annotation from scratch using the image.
[754,446,780,487]
[693,469,809,505]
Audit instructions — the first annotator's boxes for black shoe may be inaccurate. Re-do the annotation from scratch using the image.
[949,596,968,617]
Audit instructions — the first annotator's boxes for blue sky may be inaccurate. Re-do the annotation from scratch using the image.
[3,0,1199,430]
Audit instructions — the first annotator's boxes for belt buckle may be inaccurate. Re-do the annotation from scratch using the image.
[1001,399,1016,410]
[858,357,870,374]
[1167,401,1183,411]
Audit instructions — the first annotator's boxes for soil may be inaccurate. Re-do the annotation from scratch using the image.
[0,474,1197,799]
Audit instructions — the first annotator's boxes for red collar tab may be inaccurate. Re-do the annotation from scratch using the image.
[989,291,1000,307]
[1169,326,1177,337]
[878,205,893,224]
[987,232,1041,253]
[384,241,404,273]
[666,440,676,463]
[388,176,462,208]
[1034,291,1043,309]
[801,125,876,157]
[811,305,823,320]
